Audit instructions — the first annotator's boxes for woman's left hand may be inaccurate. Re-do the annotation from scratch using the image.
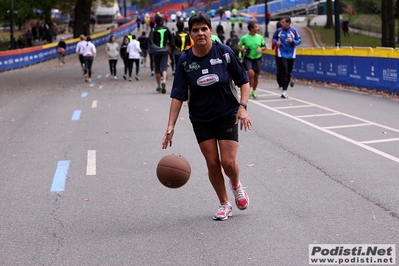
[236,108,252,131]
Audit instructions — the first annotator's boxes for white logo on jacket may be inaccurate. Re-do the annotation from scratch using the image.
[210,58,223,65]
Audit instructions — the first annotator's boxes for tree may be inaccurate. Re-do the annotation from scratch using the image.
[0,0,57,26]
[324,0,333,29]
[381,0,395,47]
[73,0,92,38]
[72,0,114,38]
[397,0,399,44]
[350,0,381,13]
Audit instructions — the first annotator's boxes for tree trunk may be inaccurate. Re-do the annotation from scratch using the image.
[381,0,395,47]
[397,0,399,44]
[324,0,333,29]
[73,0,92,38]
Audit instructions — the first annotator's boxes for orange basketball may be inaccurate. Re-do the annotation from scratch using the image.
[156,154,191,188]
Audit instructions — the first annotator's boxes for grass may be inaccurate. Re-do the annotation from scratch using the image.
[341,14,387,34]
[0,30,27,51]
[308,25,382,47]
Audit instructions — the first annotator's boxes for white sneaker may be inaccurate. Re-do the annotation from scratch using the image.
[229,181,249,210]
[213,202,233,221]
[281,90,288,99]
[114,76,117,80]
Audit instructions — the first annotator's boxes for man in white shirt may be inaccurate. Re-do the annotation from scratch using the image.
[176,10,182,21]
[171,13,176,22]
[225,10,231,21]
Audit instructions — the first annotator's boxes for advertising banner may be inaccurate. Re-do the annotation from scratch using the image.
[0,20,136,72]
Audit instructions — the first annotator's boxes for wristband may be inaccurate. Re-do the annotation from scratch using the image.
[239,102,247,110]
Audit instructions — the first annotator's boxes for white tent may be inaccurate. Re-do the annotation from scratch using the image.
[94,1,121,23]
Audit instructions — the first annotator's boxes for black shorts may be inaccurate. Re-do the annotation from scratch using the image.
[192,116,238,144]
[140,49,148,57]
[244,57,262,74]
[154,53,168,74]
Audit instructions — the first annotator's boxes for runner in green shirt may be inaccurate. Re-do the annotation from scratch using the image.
[238,15,244,33]
[237,21,266,99]
[230,16,236,31]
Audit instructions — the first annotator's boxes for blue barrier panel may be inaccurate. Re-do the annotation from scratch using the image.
[0,20,136,72]
[323,56,340,83]
[247,6,258,14]
[313,56,325,81]
[348,56,369,89]
[269,2,283,13]
[261,53,275,74]
[373,57,398,93]
[292,54,308,79]
[0,48,54,71]
[336,56,350,85]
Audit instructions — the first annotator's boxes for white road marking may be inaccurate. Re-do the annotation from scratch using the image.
[324,123,371,129]
[252,90,399,164]
[275,105,314,110]
[361,138,399,144]
[297,113,340,118]
[86,150,96,175]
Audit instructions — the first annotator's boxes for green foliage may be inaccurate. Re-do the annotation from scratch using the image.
[309,25,382,47]
[342,0,381,14]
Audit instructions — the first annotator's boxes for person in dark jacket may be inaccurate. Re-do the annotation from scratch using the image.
[120,35,130,80]
[56,37,67,66]
[148,15,171,93]
[138,31,149,67]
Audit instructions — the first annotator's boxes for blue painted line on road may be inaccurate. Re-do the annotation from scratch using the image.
[71,110,81,120]
[51,160,70,192]
[81,92,88,97]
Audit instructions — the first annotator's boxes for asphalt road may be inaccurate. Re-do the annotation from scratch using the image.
[0,27,398,265]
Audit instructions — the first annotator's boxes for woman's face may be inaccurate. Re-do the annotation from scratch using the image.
[111,36,116,42]
[190,22,212,47]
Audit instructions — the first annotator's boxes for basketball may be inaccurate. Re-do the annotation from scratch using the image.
[156,154,191,188]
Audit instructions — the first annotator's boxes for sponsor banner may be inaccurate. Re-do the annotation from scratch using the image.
[0,20,136,72]
[263,52,399,94]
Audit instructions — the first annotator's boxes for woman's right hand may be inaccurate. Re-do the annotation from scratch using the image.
[162,126,174,149]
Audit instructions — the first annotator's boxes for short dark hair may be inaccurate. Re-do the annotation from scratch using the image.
[247,21,258,31]
[282,17,291,23]
[176,20,184,31]
[188,12,212,32]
